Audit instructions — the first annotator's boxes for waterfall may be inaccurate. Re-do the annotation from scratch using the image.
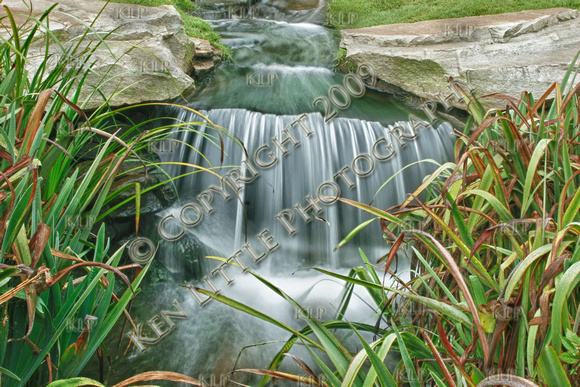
[107,107,457,385]
[95,0,461,384]
[157,108,456,272]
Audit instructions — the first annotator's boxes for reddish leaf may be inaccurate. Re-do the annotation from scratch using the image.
[29,223,50,269]
[51,262,134,294]
[421,329,457,387]
[282,353,321,384]
[22,89,53,155]
[112,371,202,387]
[377,231,404,276]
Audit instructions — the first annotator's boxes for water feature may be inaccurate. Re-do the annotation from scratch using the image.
[98,0,458,385]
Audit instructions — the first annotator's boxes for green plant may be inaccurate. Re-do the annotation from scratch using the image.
[0,4,148,385]
[0,3,235,385]
[561,330,580,376]
[326,52,580,385]
[195,54,580,386]
[334,48,356,73]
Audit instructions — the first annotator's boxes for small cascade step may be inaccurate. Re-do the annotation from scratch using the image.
[194,0,258,20]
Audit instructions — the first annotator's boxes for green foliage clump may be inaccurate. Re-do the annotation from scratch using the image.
[181,15,231,60]
[334,48,357,73]
[0,3,233,385]
[0,5,150,385]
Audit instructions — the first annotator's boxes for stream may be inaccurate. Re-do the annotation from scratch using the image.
[97,0,457,385]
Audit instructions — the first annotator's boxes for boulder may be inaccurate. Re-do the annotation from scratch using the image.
[0,0,219,109]
[340,8,580,110]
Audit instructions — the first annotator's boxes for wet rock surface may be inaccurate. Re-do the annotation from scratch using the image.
[341,8,580,110]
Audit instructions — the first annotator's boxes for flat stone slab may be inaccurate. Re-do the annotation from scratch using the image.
[340,8,580,110]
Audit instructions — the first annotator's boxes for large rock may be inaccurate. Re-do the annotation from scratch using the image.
[340,8,580,110]
[0,0,219,109]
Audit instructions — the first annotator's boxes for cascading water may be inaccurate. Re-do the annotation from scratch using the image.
[158,109,454,270]
[99,0,460,385]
